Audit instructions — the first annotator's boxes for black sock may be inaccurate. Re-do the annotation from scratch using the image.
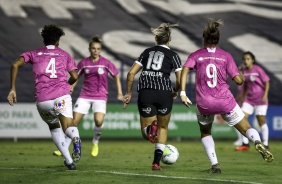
[152,149,163,165]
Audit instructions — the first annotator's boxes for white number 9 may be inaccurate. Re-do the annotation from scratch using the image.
[206,64,217,88]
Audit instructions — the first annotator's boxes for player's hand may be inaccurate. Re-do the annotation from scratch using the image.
[7,90,17,106]
[181,95,192,108]
[122,93,132,109]
[261,95,267,103]
[117,94,123,101]
[70,89,74,95]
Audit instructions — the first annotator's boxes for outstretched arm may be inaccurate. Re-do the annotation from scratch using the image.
[7,57,25,105]
[114,74,123,101]
[180,66,192,107]
[123,63,142,109]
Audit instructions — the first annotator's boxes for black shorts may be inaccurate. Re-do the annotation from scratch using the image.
[137,89,173,117]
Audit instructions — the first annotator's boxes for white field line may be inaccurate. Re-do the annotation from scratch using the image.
[0,167,263,184]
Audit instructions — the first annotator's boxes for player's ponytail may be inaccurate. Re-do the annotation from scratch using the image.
[151,23,179,45]
[203,18,224,46]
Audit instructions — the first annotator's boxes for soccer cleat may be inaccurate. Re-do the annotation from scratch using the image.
[233,139,242,146]
[64,160,76,170]
[152,164,162,170]
[91,144,99,157]
[72,137,81,162]
[207,163,221,174]
[148,120,158,143]
[53,150,62,156]
[235,145,250,151]
[255,141,274,163]
[53,150,63,157]
[264,145,270,151]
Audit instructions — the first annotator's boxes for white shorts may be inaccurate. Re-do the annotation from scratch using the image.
[197,104,245,126]
[73,98,106,114]
[241,102,268,116]
[36,95,73,124]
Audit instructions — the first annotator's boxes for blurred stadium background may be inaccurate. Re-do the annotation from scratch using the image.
[0,0,281,140]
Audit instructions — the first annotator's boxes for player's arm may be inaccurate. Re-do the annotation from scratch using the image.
[113,74,123,101]
[180,66,192,107]
[123,63,142,109]
[262,81,270,103]
[172,70,181,99]
[68,70,78,86]
[233,73,245,85]
[7,57,25,105]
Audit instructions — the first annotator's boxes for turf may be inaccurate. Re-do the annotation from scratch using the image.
[0,140,281,184]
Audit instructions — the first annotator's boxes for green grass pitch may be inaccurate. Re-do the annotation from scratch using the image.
[0,140,281,184]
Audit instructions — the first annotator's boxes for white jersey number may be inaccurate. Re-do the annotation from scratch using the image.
[206,64,217,88]
[146,51,164,71]
[45,58,57,78]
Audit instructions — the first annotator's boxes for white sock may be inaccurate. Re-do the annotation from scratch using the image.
[242,134,249,144]
[50,128,73,164]
[155,143,165,151]
[234,128,242,141]
[65,127,80,140]
[65,135,72,148]
[201,135,218,165]
[261,124,269,146]
[245,128,261,143]
[143,126,148,137]
[93,125,103,144]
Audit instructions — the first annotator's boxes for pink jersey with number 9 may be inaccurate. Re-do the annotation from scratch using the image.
[183,47,239,115]
[20,45,77,102]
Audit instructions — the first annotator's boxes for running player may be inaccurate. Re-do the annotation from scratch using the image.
[235,51,270,151]
[123,23,182,170]
[180,19,273,173]
[53,36,123,157]
[7,24,81,170]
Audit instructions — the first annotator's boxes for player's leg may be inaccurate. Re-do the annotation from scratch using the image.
[255,105,269,149]
[137,89,159,142]
[226,104,273,162]
[91,100,106,157]
[236,102,253,150]
[55,95,82,163]
[36,100,76,170]
[197,109,220,173]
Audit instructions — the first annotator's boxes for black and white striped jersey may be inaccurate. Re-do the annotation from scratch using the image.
[135,45,182,91]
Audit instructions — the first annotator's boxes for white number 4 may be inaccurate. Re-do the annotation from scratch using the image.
[45,58,57,78]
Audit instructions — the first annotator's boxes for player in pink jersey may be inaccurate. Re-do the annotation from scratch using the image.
[235,51,270,151]
[7,25,81,170]
[53,36,123,157]
[180,19,273,173]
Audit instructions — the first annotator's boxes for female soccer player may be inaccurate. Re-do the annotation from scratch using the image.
[53,36,123,157]
[235,51,270,151]
[180,19,273,173]
[7,25,81,170]
[123,23,182,170]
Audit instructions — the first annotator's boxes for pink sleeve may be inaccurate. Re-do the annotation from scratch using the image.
[77,60,84,77]
[226,54,239,79]
[67,54,77,72]
[183,52,196,70]
[107,61,119,77]
[20,51,33,64]
[258,66,270,82]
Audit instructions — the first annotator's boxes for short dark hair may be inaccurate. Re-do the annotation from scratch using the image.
[243,51,256,63]
[89,35,103,48]
[41,24,65,45]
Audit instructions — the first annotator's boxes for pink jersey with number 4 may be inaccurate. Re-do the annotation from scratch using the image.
[183,47,239,115]
[21,45,77,102]
[77,56,119,101]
